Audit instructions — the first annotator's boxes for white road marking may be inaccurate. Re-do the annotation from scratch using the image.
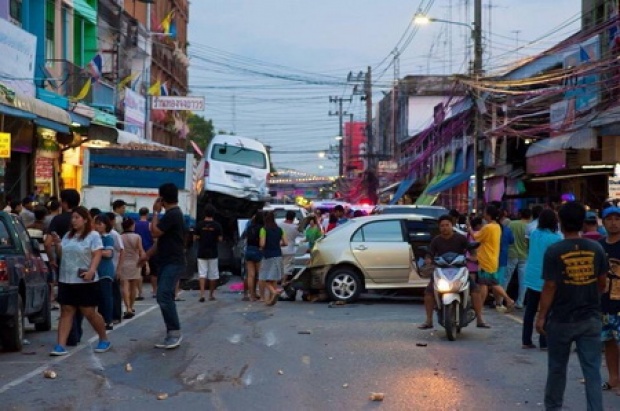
[505,313,524,324]
[228,334,242,344]
[0,302,160,395]
[264,331,277,347]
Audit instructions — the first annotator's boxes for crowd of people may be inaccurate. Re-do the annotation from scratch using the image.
[6,188,620,408]
[419,200,620,410]
[2,183,187,356]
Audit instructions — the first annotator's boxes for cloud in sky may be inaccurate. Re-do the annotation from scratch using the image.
[188,0,582,176]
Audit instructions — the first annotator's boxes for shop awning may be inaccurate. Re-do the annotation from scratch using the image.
[415,154,454,206]
[0,103,36,120]
[526,128,596,157]
[389,176,416,205]
[11,94,71,126]
[426,149,474,195]
[73,0,97,25]
[528,170,611,182]
[69,111,91,127]
[34,117,70,134]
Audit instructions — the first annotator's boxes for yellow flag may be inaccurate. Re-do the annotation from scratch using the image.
[148,80,161,96]
[161,10,175,34]
[117,72,138,90]
[73,78,91,100]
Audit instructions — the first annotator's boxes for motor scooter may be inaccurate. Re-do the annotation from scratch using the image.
[433,251,476,341]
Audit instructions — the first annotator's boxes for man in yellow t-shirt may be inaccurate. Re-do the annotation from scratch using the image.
[468,205,515,313]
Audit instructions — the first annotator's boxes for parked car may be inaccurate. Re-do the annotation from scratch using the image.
[372,204,449,219]
[0,212,51,352]
[303,214,439,302]
[262,204,308,225]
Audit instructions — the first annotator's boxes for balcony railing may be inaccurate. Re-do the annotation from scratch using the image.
[45,59,116,112]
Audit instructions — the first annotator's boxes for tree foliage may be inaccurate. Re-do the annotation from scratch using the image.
[187,113,215,153]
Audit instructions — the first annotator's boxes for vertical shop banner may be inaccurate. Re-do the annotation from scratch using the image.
[124,88,146,139]
[0,19,36,97]
[344,121,367,177]
[0,132,11,158]
[563,36,600,112]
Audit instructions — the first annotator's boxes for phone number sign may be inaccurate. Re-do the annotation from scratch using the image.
[151,96,205,111]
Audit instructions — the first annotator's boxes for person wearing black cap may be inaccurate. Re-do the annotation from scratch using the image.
[599,200,620,393]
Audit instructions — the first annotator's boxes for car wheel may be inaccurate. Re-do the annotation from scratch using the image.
[326,268,362,303]
[1,295,24,352]
[35,290,52,332]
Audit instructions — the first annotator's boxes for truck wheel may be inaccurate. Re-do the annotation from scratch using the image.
[1,295,24,351]
[325,268,362,303]
[35,290,52,332]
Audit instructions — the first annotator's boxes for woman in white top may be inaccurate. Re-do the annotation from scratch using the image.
[50,206,110,356]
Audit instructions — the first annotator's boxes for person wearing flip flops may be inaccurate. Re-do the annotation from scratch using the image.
[467,205,516,314]
[536,201,608,411]
[598,200,620,394]
[258,211,288,306]
[418,215,490,330]
[195,205,223,302]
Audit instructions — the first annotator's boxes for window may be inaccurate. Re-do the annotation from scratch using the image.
[45,1,55,64]
[210,144,267,169]
[352,220,404,243]
[9,0,22,26]
[405,220,438,243]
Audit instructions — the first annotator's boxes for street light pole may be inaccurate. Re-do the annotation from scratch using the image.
[414,2,483,213]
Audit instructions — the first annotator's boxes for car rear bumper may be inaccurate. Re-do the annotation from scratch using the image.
[0,285,19,317]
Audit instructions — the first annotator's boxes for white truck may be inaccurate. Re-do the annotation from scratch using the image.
[81,144,198,221]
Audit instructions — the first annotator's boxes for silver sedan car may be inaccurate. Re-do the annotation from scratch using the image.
[305,214,439,302]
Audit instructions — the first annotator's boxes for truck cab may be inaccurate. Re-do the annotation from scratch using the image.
[0,212,51,352]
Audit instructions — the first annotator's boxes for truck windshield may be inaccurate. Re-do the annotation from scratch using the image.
[211,144,267,169]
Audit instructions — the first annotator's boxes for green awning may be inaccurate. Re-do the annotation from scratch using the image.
[73,0,97,25]
[415,154,454,206]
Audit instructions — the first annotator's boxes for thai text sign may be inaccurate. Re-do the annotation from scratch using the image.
[151,96,205,111]
[0,132,10,158]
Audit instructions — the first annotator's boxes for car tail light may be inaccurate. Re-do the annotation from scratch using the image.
[0,259,7,284]
[204,161,210,178]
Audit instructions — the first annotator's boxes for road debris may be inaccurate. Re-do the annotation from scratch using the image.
[328,301,347,308]
[43,370,57,379]
[298,330,312,335]
[342,383,349,388]
[277,370,284,375]
[415,342,428,347]
[369,392,385,401]
[125,363,133,372]
[157,393,168,400]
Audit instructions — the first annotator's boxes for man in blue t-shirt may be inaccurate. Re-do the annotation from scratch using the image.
[599,202,620,392]
[536,201,608,411]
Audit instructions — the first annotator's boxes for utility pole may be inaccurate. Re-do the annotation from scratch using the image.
[365,66,373,171]
[328,96,352,177]
[144,0,152,141]
[472,0,484,213]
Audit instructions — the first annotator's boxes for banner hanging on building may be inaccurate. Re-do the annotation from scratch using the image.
[124,88,145,139]
[0,19,36,97]
[0,132,11,158]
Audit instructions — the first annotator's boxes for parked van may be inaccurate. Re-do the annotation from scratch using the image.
[198,134,271,219]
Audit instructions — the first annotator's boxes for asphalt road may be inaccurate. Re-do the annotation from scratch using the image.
[1,281,620,411]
